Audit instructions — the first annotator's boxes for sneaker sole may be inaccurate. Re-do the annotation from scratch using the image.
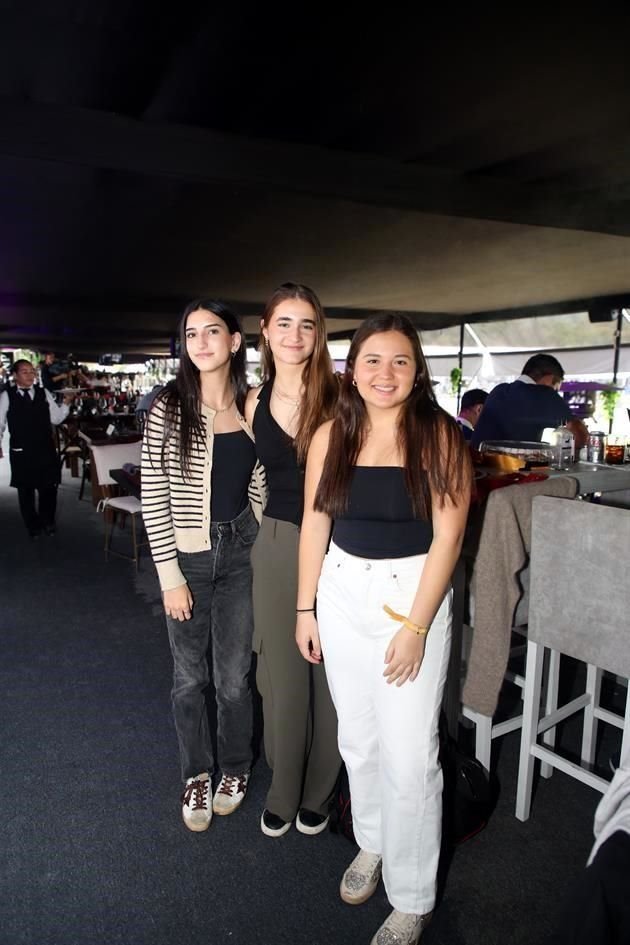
[295,813,330,836]
[212,796,245,816]
[260,813,292,837]
[182,814,212,832]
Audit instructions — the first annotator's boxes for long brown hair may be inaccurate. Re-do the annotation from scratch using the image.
[157,299,248,479]
[314,313,472,519]
[259,282,338,463]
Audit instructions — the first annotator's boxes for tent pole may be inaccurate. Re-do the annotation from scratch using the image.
[609,308,624,434]
[456,322,464,414]
[612,308,623,385]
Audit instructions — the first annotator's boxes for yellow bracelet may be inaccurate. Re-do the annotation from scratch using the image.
[383,604,429,636]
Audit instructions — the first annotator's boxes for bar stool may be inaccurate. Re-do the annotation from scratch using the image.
[515,496,630,821]
[458,476,577,772]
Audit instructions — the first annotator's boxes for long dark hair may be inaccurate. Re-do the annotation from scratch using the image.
[258,282,338,464]
[314,313,471,519]
[157,298,248,478]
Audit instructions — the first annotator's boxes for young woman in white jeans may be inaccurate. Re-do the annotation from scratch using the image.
[296,313,472,945]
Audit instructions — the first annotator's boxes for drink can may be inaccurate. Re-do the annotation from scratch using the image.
[587,431,606,463]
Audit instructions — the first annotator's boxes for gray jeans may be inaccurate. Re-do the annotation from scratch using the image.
[166,505,258,782]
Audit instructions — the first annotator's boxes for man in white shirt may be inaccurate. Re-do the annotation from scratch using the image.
[0,360,72,537]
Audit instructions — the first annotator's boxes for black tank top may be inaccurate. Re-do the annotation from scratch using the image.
[252,383,303,526]
[210,430,256,523]
[332,467,433,559]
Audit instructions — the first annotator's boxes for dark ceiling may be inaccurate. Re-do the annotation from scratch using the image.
[3,5,630,358]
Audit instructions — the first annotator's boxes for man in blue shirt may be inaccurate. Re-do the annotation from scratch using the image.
[471,354,588,449]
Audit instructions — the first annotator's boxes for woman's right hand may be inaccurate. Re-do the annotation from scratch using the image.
[163,584,194,621]
[295,613,322,664]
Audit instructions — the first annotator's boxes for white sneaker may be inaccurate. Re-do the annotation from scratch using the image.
[340,849,382,905]
[181,772,211,832]
[212,772,250,815]
[370,909,432,945]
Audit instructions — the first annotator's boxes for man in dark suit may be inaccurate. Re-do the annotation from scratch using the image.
[456,388,488,442]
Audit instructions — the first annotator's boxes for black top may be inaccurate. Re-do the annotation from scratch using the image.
[252,383,303,526]
[471,380,573,447]
[332,467,433,559]
[210,430,257,523]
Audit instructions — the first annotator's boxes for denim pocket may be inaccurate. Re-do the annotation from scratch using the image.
[236,518,259,547]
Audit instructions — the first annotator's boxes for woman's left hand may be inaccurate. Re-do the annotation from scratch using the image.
[383,629,426,686]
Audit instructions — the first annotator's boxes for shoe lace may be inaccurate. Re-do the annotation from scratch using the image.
[217,774,247,797]
[182,778,209,810]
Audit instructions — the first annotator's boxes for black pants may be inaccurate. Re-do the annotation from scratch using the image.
[549,831,630,945]
[165,506,258,782]
[17,485,58,534]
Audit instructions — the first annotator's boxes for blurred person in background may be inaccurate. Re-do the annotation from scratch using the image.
[0,360,72,537]
[471,354,588,449]
[456,388,488,442]
[40,351,77,393]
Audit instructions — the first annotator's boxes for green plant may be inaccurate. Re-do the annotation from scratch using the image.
[600,389,620,422]
[450,367,462,396]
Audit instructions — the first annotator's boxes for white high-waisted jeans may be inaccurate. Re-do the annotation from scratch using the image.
[317,541,452,914]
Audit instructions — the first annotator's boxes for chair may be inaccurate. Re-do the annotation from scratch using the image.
[515,496,630,821]
[90,441,147,568]
[458,476,578,772]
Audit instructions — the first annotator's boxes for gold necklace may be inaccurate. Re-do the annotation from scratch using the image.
[203,397,235,413]
[273,385,301,408]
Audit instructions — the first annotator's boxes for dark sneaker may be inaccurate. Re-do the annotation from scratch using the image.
[43,525,56,536]
[370,909,432,945]
[609,751,621,773]
[213,772,249,815]
[260,808,292,837]
[296,808,330,835]
[181,773,211,832]
[340,849,382,905]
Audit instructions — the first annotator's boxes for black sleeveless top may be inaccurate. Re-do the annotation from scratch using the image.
[210,430,256,523]
[252,383,303,526]
[332,467,433,559]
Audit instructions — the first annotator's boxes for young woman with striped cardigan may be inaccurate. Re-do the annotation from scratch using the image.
[142,299,266,832]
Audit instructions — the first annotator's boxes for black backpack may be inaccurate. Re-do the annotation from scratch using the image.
[329,722,493,847]
[439,724,494,845]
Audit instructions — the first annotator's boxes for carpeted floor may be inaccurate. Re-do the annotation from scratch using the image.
[0,440,623,945]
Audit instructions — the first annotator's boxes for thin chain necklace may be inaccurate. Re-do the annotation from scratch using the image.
[272,385,302,408]
[203,396,235,413]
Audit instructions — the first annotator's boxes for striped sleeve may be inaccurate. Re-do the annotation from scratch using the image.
[141,399,186,592]
[248,460,268,523]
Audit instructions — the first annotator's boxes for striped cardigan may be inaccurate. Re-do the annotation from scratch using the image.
[141,396,267,591]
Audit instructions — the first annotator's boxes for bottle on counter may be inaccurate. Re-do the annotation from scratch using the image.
[548,425,575,469]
